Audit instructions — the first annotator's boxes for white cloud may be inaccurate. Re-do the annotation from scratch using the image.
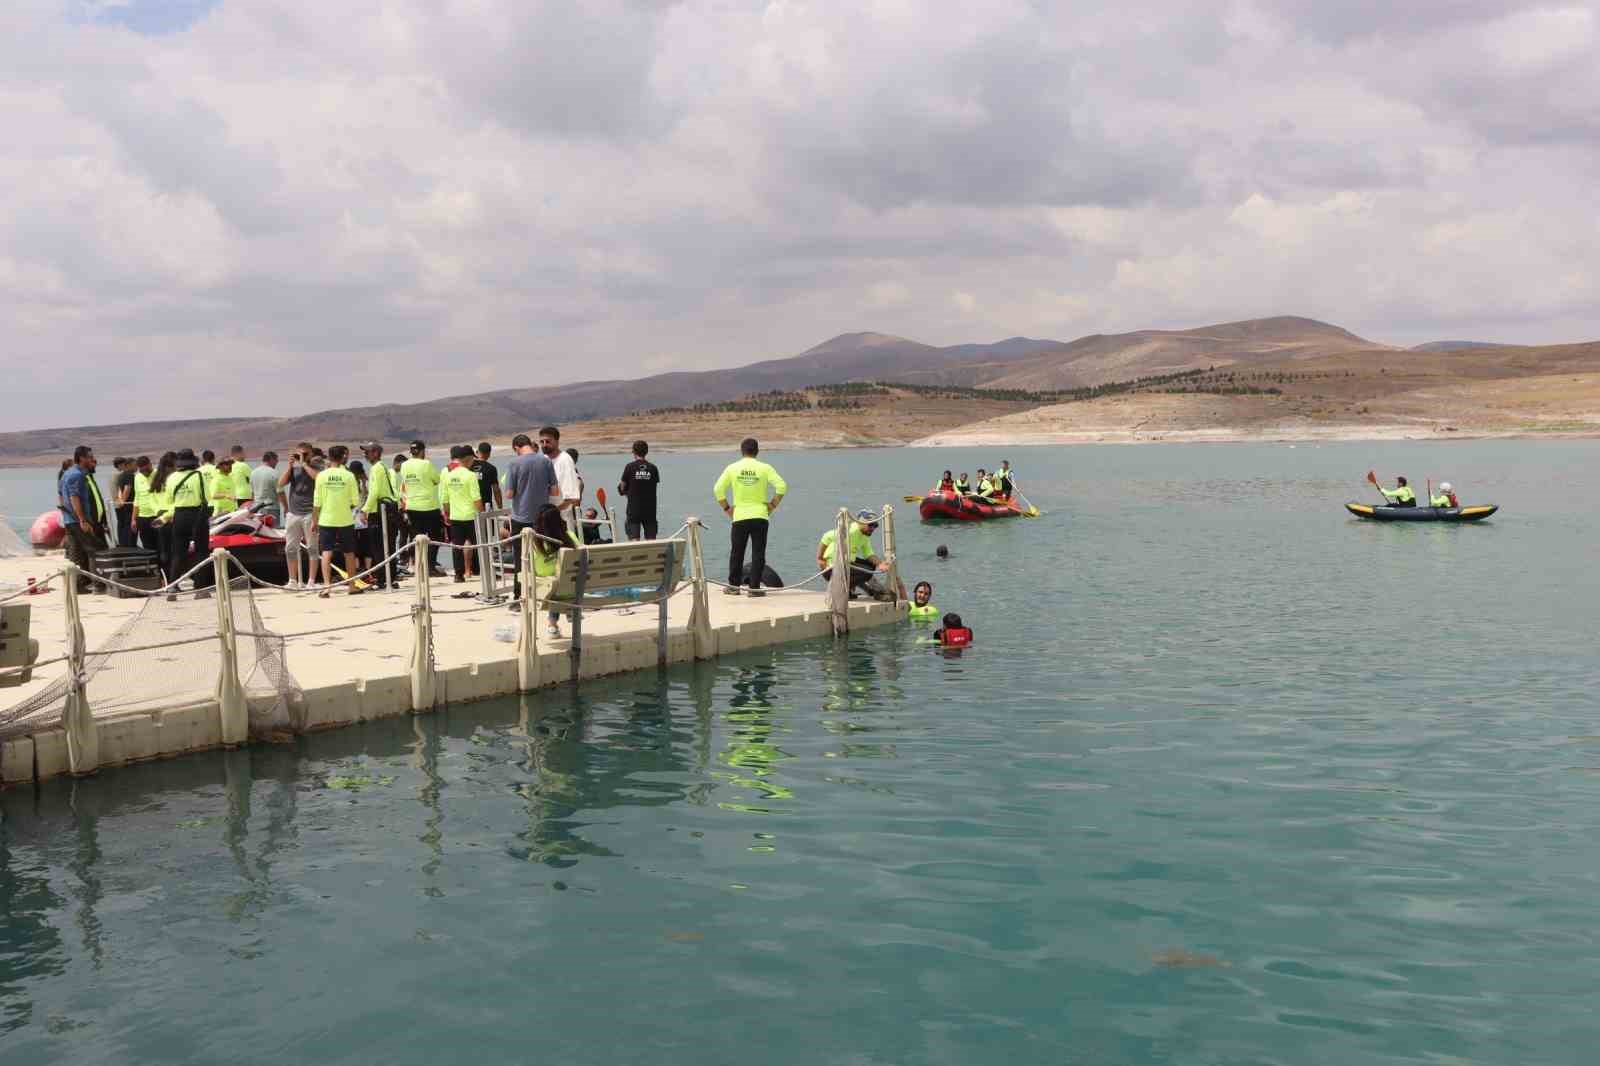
[0,0,1596,428]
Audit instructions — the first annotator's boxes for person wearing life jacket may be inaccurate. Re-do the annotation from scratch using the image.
[165,449,211,597]
[954,473,971,494]
[993,460,1014,498]
[974,469,997,500]
[1380,476,1416,508]
[1430,481,1458,508]
[933,470,955,494]
[933,612,973,648]
[907,581,939,620]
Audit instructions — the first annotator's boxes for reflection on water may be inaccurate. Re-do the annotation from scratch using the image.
[715,665,793,820]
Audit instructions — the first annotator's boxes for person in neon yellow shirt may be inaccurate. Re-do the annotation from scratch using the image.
[440,444,484,582]
[816,511,890,600]
[211,456,239,515]
[312,445,364,598]
[228,445,251,506]
[713,437,786,596]
[399,439,445,576]
[132,454,161,553]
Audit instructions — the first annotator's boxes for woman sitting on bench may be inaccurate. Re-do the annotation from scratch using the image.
[532,504,581,639]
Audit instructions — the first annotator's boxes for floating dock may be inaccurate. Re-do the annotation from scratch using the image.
[0,519,903,787]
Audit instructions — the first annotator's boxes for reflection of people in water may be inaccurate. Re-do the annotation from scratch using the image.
[717,665,793,814]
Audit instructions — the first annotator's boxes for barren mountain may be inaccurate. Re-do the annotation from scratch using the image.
[10,317,1593,465]
[917,340,1600,446]
[965,316,1384,391]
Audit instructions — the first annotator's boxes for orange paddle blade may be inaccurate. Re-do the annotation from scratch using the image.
[596,487,608,508]
[1365,470,1378,485]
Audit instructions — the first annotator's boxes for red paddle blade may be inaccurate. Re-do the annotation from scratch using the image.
[1365,470,1378,485]
[596,487,608,507]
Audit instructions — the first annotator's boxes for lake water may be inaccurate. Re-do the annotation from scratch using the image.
[4,440,1600,1065]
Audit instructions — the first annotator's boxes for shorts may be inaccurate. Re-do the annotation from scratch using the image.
[318,525,358,554]
[448,520,477,546]
[283,512,314,555]
[625,517,658,540]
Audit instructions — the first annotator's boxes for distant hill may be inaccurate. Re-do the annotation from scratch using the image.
[0,316,1414,464]
[965,316,1384,391]
[1411,340,1516,352]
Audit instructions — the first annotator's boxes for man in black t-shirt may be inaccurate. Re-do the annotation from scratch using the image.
[475,442,503,511]
[617,439,661,540]
[112,457,137,547]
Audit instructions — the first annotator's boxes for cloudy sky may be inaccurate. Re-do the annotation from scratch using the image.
[4,0,1598,428]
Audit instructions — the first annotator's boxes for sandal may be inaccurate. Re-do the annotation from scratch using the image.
[318,591,331,599]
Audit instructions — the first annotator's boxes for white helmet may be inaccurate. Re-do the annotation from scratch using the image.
[1439,482,1452,492]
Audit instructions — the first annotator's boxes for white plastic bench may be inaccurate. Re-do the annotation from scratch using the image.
[541,538,686,680]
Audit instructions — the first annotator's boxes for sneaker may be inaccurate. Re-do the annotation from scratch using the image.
[287,580,302,591]
[722,585,742,596]
[747,589,765,598]
[453,574,465,584]
[546,624,561,638]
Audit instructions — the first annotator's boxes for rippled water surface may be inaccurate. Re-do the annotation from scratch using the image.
[4,441,1600,1064]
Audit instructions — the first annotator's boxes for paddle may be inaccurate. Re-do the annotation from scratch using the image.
[1364,470,1390,504]
[596,486,615,542]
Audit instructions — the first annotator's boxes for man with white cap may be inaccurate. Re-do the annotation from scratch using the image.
[1430,481,1459,508]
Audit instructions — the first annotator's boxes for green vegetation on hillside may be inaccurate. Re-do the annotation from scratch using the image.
[633,367,1377,417]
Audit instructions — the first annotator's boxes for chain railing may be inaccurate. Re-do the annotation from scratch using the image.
[1,505,901,778]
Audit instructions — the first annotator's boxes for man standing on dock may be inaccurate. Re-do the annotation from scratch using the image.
[504,433,560,609]
[714,437,786,597]
[60,445,108,591]
[618,439,660,541]
[400,440,446,577]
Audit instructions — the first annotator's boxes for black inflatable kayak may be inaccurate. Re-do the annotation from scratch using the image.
[1345,502,1497,522]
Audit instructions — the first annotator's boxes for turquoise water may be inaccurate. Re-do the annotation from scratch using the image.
[4,441,1600,1064]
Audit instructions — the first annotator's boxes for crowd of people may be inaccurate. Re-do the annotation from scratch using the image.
[931,459,1015,500]
[50,425,663,605]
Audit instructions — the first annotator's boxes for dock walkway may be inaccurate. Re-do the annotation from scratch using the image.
[0,518,902,786]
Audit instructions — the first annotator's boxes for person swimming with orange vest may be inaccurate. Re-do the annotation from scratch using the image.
[933,612,972,647]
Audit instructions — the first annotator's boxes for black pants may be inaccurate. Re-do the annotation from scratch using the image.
[448,519,477,577]
[823,557,878,594]
[115,505,134,548]
[168,507,209,587]
[156,523,175,581]
[625,516,658,541]
[728,518,770,589]
[137,516,162,555]
[64,524,107,589]
[407,508,444,571]
[510,519,534,601]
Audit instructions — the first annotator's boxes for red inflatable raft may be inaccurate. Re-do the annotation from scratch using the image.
[918,492,1031,522]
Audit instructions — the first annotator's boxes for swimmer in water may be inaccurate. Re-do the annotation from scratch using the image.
[907,581,938,619]
[935,544,949,559]
[933,612,973,647]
